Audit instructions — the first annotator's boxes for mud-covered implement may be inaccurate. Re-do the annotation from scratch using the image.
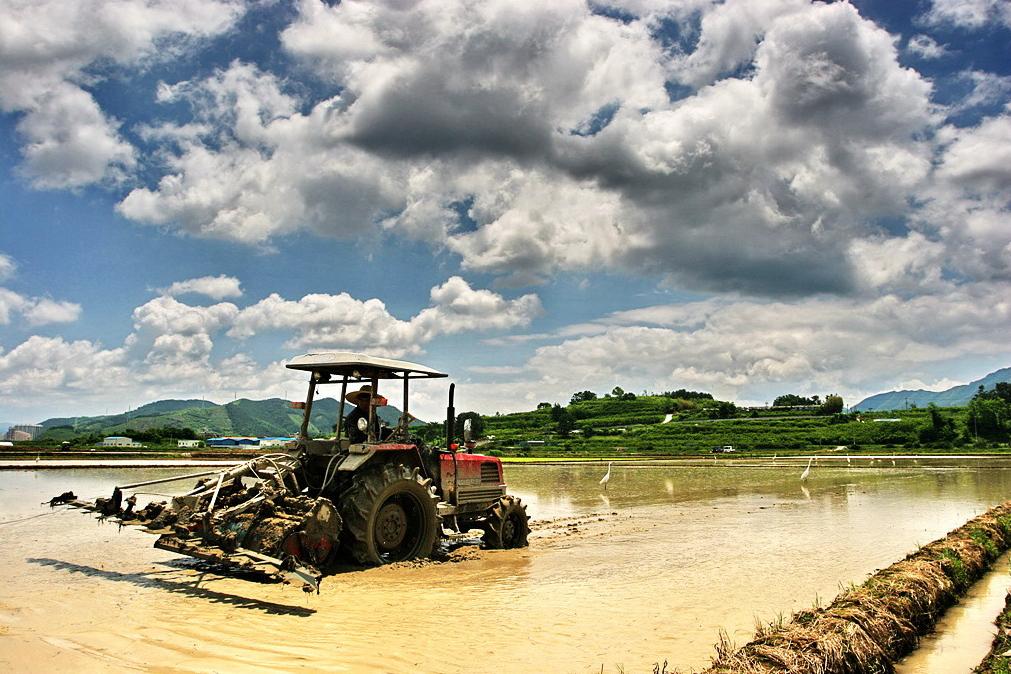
[59,455,339,592]
[52,352,529,593]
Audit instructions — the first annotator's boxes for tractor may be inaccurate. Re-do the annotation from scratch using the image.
[53,352,529,592]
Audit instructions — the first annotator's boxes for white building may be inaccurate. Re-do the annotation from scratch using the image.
[5,424,43,441]
[101,436,142,448]
[177,439,202,448]
[259,437,295,449]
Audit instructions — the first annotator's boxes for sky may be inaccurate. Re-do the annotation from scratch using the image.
[1,0,1010,423]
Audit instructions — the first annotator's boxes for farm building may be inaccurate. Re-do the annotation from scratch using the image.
[101,436,142,448]
[206,437,260,449]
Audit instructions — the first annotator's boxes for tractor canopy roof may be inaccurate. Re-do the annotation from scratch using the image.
[286,351,448,381]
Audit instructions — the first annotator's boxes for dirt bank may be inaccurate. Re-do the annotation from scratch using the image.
[703,501,1011,674]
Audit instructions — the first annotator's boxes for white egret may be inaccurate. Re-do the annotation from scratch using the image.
[771,454,777,464]
[891,458,897,467]
[800,457,813,481]
[35,454,40,463]
[846,456,851,466]
[599,462,613,491]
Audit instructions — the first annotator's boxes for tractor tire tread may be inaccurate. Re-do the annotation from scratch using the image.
[482,495,530,549]
[340,463,440,565]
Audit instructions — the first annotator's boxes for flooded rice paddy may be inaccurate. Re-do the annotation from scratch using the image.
[2,458,1010,673]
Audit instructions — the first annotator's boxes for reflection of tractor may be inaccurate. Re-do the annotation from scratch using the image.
[54,353,529,592]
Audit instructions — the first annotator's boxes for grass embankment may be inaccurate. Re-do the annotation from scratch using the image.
[975,594,1011,674]
[700,502,1011,674]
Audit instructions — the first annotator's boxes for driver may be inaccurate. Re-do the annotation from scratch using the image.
[344,385,375,443]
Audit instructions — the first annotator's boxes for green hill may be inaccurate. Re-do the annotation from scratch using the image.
[853,367,1011,412]
[469,391,1001,456]
[40,397,410,439]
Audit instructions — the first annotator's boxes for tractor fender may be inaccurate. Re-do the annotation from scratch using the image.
[338,449,376,472]
[338,444,420,472]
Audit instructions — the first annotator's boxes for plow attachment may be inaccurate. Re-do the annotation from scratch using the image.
[53,455,341,593]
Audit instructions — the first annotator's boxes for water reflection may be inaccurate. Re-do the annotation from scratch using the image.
[505,459,1011,519]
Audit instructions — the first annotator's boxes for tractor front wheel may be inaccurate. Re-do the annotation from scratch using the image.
[341,463,440,565]
[482,495,530,549]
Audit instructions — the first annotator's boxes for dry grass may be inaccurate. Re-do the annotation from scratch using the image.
[702,502,1011,674]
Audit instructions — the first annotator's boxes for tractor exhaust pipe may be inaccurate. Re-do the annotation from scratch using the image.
[446,382,456,450]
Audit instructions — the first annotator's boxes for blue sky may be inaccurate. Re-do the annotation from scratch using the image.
[1,0,1010,423]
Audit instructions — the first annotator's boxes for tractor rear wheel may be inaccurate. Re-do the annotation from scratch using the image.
[341,463,440,565]
[482,495,530,549]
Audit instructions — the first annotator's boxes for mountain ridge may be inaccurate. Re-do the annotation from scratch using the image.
[39,397,414,439]
[852,366,1011,412]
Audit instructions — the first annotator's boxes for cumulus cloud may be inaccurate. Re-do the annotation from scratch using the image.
[118,61,404,245]
[0,0,243,187]
[132,295,239,337]
[906,34,949,59]
[672,0,803,88]
[0,276,542,418]
[14,82,137,189]
[4,0,1007,303]
[0,254,81,326]
[0,253,17,281]
[921,0,1011,30]
[0,336,129,396]
[98,1,965,299]
[0,332,302,417]
[847,233,947,293]
[916,112,1011,283]
[229,276,541,355]
[229,292,422,353]
[159,275,243,300]
[118,0,673,247]
[284,0,670,148]
[936,114,1011,192]
[0,290,27,325]
[21,298,83,326]
[950,70,1011,115]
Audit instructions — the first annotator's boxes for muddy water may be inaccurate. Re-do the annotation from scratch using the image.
[896,551,1011,674]
[2,459,1011,673]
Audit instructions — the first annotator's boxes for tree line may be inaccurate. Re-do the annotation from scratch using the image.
[774,393,844,415]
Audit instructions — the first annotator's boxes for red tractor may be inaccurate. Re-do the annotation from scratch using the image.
[54,353,529,591]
